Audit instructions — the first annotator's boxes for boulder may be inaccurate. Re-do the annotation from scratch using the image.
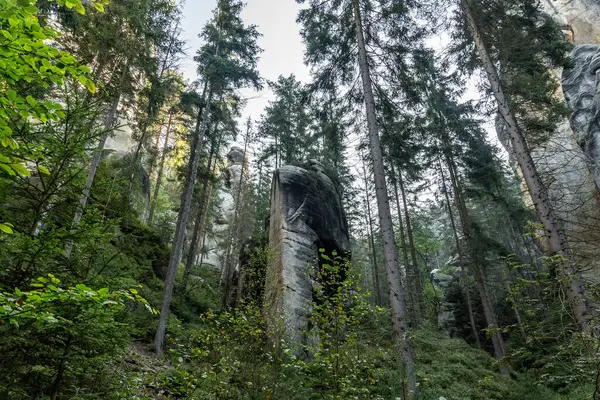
[264,160,350,350]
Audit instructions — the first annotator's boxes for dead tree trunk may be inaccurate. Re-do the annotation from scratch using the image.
[440,135,508,374]
[66,61,129,257]
[183,129,222,291]
[222,120,251,308]
[390,164,412,303]
[438,159,481,349]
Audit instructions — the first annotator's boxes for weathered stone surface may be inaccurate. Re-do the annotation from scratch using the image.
[264,160,350,349]
[202,146,247,270]
[563,45,600,187]
[541,0,600,45]
[497,41,600,281]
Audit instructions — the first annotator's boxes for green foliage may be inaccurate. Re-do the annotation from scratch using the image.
[450,0,572,144]
[0,273,154,399]
[0,0,103,176]
[504,254,597,390]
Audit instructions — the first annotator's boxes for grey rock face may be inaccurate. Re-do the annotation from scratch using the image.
[430,267,459,336]
[541,0,600,44]
[264,160,350,349]
[563,45,600,188]
[202,147,247,270]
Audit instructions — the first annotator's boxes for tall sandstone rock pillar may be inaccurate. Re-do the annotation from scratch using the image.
[264,161,350,350]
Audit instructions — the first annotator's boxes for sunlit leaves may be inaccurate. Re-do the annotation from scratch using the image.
[0,274,155,327]
[0,0,108,176]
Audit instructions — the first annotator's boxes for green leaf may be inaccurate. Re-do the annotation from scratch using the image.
[6,90,17,102]
[94,2,104,12]
[37,165,50,175]
[0,163,16,176]
[0,224,14,234]
[10,163,30,176]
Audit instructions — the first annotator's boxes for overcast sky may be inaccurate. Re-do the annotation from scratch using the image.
[180,0,310,125]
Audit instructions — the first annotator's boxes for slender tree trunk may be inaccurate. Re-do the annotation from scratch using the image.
[222,121,251,308]
[147,120,165,181]
[439,159,481,349]
[196,185,214,266]
[128,20,181,191]
[397,167,425,324]
[147,112,173,224]
[66,61,129,257]
[362,156,382,306]
[390,164,411,291]
[183,129,222,291]
[352,1,418,396]
[440,137,508,373]
[154,82,213,357]
[460,0,594,334]
[50,336,72,400]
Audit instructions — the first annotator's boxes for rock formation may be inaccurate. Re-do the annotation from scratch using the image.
[563,45,600,188]
[541,0,600,44]
[497,4,600,279]
[202,146,247,270]
[263,160,350,349]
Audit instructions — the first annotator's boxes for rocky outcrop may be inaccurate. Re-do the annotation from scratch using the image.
[202,146,247,270]
[264,160,350,349]
[541,0,600,44]
[563,45,600,188]
[497,5,600,278]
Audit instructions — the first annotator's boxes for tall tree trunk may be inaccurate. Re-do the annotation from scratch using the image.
[460,0,594,334]
[222,121,251,308]
[127,21,182,191]
[438,159,481,349]
[352,1,418,397]
[154,82,213,357]
[183,129,222,291]
[147,112,173,224]
[390,164,411,296]
[66,61,129,257]
[362,156,382,306]
[147,120,165,182]
[397,167,425,324]
[440,136,508,373]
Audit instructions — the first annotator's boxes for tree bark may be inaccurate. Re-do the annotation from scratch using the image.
[66,61,129,257]
[438,159,481,349]
[397,166,425,324]
[154,82,212,357]
[460,0,594,334]
[390,164,411,297]
[222,121,251,308]
[361,156,382,306]
[146,120,165,182]
[183,129,221,291]
[147,112,173,224]
[439,134,508,373]
[352,0,418,397]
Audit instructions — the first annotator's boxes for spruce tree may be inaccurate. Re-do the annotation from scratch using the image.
[154,0,262,357]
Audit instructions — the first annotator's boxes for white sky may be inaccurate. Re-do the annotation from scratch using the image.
[180,0,310,124]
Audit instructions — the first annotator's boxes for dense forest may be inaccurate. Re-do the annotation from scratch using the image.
[0,0,599,398]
